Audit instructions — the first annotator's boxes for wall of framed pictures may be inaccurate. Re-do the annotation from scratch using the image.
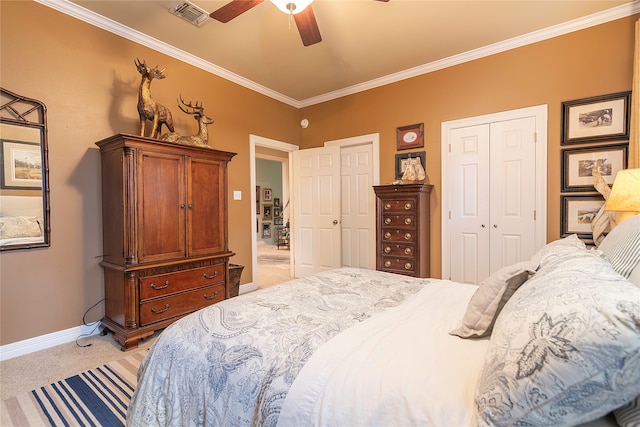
[559,91,631,244]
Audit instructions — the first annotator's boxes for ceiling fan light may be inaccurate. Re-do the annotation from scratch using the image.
[270,0,313,15]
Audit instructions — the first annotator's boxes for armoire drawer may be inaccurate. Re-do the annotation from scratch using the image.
[139,283,225,326]
[381,214,416,228]
[380,257,416,275]
[381,229,416,242]
[139,264,225,301]
[381,242,415,257]
[381,199,417,213]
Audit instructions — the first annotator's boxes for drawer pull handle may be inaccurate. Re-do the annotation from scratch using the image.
[151,304,170,314]
[384,203,391,210]
[384,260,392,268]
[404,248,413,255]
[203,271,218,280]
[384,246,391,253]
[404,262,413,270]
[404,203,412,210]
[151,281,169,290]
[404,218,412,225]
[384,218,391,225]
[384,231,391,239]
[404,233,412,240]
[204,291,219,300]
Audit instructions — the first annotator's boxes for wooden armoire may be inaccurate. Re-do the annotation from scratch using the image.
[96,134,236,350]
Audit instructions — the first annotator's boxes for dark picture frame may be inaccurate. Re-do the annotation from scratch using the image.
[256,186,261,214]
[561,143,628,192]
[273,198,280,207]
[561,91,631,145]
[1,139,42,189]
[262,222,271,238]
[263,188,272,202]
[396,123,424,150]
[560,194,605,240]
[262,204,272,220]
[395,151,426,180]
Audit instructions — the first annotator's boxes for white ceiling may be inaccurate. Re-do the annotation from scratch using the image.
[41,0,638,107]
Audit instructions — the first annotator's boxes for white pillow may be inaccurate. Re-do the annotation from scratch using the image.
[475,245,640,426]
[598,214,640,287]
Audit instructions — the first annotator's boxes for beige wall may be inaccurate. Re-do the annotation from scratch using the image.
[0,0,636,346]
[299,15,637,280]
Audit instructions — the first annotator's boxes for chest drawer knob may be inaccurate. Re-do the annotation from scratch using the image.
[404,262,413,270]
[384,218,392,225]
[404,203,412,210]
[150,280,170,290]
[404,218,412,225]
[384,246,391,253]
[384,231,391,239]
[404,247,413,255]
[384,203,391,211]
[404,233,412,240]
[203,271,218,280]
[204,290,219,300]
[151,303,170,314]
[384,260,392,267]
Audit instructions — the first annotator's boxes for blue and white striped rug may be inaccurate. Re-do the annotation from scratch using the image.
[1,350,145,426]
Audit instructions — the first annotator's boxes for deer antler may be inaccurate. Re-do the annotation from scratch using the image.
[178,95,204,116]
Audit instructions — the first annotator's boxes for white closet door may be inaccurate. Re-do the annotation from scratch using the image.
[489,117,537,271]
[449,117,537,284]
[449,124,491,284]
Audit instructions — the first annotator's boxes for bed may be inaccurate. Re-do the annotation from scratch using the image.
[128,215,640,427]
[0,195,44,246]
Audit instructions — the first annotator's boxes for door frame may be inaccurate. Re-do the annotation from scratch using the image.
[248,134,298,294]
[440,105,548,280]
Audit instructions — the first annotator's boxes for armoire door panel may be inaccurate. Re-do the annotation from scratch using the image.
[188,158,224,256]
[137,150,185,263]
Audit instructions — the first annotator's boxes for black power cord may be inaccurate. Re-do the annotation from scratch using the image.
[75,298,105,348]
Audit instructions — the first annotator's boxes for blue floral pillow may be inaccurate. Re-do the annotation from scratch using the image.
[475,244,640,426]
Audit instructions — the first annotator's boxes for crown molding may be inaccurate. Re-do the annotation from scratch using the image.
[35,0,640,109]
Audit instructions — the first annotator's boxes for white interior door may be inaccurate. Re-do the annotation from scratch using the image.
[449,124,491,284]
[489,117,537,270]
[339,143,375,269]
[292,145,341,277]
[448,116,539,284]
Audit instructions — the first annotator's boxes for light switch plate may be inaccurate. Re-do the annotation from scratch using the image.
[233,190,241,200]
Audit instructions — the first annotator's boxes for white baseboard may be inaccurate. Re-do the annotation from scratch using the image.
[0,323,102,362]
[1,284,259,362]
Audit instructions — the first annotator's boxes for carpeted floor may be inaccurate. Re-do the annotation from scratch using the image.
[0,349,146,426]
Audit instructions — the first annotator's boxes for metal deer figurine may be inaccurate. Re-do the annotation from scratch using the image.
[161,96,214,148]
[135,58,174,139]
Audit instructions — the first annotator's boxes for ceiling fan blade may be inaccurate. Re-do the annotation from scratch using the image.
[293,6,322,47]
[210,0,264,23]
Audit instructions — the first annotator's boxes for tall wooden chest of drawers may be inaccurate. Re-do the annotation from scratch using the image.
[374,183,433,278]
[96,134,236,350]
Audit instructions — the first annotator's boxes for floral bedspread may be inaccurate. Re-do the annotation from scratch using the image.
[127,267,431,427]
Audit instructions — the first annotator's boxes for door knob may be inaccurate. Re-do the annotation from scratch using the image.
[493,224,498,228]
[333,219,338,225]
[481,224,486,228]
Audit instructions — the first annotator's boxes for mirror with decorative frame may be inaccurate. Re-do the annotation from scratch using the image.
[0,88,51,251]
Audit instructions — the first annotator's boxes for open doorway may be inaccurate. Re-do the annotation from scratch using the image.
[248,135,298,293]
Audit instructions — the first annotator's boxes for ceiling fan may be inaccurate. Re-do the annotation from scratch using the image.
[209,0,389,47]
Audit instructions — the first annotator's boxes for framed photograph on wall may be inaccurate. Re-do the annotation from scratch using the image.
[263,188,272,202]
[256,186,261,214]
[560,194,605,240]
[1,139,42,189]
[395,151,426,180]
[262,222,271,238]
[561,143,628,192]
[274,198,280,207]
[396,123,424,150]
[262,204,272,220]
[561,91,631,145]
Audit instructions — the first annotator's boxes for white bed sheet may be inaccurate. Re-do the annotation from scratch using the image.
[278,279,490,427]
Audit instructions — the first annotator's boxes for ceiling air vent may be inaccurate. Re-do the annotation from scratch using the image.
[169,1,210,27]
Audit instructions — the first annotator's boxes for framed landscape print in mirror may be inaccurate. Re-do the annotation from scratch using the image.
[0,88,51,251]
